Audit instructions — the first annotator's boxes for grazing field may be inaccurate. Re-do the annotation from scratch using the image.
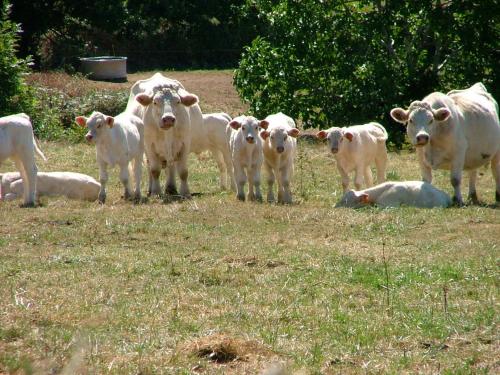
[1,71,499,374]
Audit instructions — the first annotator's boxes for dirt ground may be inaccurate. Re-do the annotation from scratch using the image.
[27,70,249,117]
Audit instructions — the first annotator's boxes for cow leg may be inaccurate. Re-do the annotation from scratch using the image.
[119,162,132,200]
[338,165,350,192]
[364,166,373,188]
[248,164,262,202]
[417,147,432,183]
[221,146,235,191]
[354,165,364,191]
[177,154,191,199]
[133,155,142,200]
[148,155,162,196]
[450,153,465,206]
[280,165,293,204]
[209,148,227,190]
[265,162,275,203]
[16,155,37,207]
[98,161,108,203]
[375,149,388,183]
[491,151,500,203]
[165,164,178,195]
[234,163,246,201]
[467,169,479,204]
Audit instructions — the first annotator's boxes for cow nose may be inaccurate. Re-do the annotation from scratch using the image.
[246,136,255,144]
[85,134,93,142]
[416,134,429,145]
[276,146,284,153]
[331,148,338,154]
[161,115,175,129]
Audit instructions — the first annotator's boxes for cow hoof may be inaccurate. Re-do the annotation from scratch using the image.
[496,191,500,203]
[452,196,464,207]
[165,185,178,195]
[237,194,245,201]
[20,202,36,208]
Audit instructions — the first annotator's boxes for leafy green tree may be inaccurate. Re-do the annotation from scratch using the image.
[234,0,500,147]
[0,1,32,116]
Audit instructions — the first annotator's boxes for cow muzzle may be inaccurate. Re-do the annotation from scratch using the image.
[331,148,338,154]
[161,115,176,130]
[415,133,429,146]
[246,136,255,144]
[85,134,94,142]
[276,146,285,153]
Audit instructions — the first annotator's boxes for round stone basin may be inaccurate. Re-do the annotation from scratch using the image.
[79,56,127,80]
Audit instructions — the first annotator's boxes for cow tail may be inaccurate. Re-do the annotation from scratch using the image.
[372,122,388,142]
[33,136,47,161]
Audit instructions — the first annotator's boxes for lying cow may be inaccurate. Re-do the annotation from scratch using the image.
[335,181,451,208]
[228,115,267,201]
[126,73,202,198]
[391,82,500,205]
[317,122,388,192]
[0,113,46,206]
[191,112,234,190]
[76,111,144,203]
[1,172,100,202]
[259,112,300,203]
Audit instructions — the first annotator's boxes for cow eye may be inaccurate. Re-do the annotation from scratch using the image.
[284,134,288,140]
[409,119,413,124]
[242,126,246,131]
[428,119,433,124]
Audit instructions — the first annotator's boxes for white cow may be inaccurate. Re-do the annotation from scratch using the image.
[1,172,100,201]
[0,113,46,206]
[259,112,300,203]
[335,181,452,208]
[390,82,500,205]
[191,112,234,190]
[126,73,202,198]
[317,122,388,192]
[76,111,144,203]
[227,115,267,201]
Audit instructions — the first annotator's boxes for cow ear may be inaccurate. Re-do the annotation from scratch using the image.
[105,116,115,128]
[316,130,328,140]
[259,120,269,130]
[229,120,241,130]
[359,193,370,204]
[287,128,300,138]
[75,116,87,127]
[390,108,409,124]
[260,130,270,140]
[344,132,354,142]
[179,91,198,106]
[433,108,451,122]
[135,93,153,106]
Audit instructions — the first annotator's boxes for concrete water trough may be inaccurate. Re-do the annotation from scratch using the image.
[79,56,127,81]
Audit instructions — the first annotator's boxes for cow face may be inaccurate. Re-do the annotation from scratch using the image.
[135,88,198,131]
[335,190,370,208]
[260,127,300,153]
[317,127,351,154]
[75,111,114,143]
[229,116,266,144]
[391,102,451,146]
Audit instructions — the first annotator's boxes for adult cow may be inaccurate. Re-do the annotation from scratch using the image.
[391,83,500,205]
[126,73,203,198]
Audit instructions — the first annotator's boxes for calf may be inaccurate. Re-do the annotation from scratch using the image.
[227,115,267,201]
[336,181,451,208]
[390,82,500,205]
[259,112,300,203]
[191,112,234,190]
[76,111,144,203]
[1,172,100,201]
[0,113,46,206]
[317,122,388,192]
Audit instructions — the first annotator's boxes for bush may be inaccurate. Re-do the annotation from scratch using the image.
[0,2,33,116]
[234,0,499,148]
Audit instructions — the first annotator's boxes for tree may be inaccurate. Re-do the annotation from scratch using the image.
[234,0,500,147]
[0,1,32,116]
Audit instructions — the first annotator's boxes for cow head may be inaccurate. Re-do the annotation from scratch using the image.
[335,190,371,208]
[316,127,352,154]
[390,101,451,147]
[135,87,198,131]
[229,116,267,144]
[260,126,300,153]
[75,111,114,143]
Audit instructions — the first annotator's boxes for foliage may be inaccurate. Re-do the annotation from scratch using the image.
[0,1,33,116]
[234,0,500,148]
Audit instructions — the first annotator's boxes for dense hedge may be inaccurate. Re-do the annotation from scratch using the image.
[234,0,500,148]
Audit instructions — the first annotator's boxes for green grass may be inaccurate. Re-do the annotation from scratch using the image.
[0,140,498,374]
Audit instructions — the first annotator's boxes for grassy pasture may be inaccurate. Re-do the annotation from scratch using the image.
[1,71,499,374]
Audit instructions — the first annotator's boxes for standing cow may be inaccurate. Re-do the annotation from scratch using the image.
[259,112,300,203]
[0,114,46,206]
[317,122,388,192]
[390,83,500,205]
[126,73,202,198]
